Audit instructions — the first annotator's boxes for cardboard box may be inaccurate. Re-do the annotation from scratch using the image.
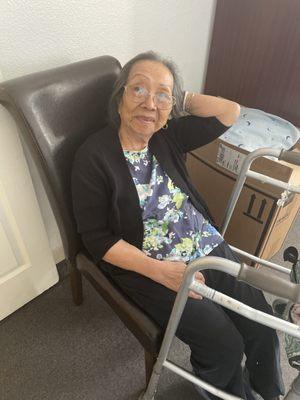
[186,139,300,261]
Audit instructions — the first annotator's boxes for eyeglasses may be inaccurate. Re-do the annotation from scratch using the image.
[124,84,176,110]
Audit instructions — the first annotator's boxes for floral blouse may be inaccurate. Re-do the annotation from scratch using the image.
[124,147,223,263]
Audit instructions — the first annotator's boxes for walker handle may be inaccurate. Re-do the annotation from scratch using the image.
[279,150,300,166]
[237,263,300,303]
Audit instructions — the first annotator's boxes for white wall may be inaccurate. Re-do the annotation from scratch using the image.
[0,0,217,262]
[0,0,217,89]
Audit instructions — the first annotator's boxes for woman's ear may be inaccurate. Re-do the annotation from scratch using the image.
[118,99,123,115]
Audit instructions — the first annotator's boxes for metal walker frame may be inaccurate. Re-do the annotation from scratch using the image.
[139,147,300,400]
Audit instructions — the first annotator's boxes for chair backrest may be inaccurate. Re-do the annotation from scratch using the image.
[0,56,121,262]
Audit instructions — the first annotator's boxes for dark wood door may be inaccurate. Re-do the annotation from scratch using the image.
[204,0,300,126]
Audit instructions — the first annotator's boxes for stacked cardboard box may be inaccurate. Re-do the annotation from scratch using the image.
[186,139,300,261]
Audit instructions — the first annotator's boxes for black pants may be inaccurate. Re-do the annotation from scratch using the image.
[104,241,284,399]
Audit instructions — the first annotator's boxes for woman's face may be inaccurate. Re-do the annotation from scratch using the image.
[118,60,174,142]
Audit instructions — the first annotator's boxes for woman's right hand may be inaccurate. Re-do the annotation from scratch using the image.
[103,240,205,299]
[157,260,205,300]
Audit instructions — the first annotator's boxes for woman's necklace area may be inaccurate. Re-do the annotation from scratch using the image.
[118,130,150,152]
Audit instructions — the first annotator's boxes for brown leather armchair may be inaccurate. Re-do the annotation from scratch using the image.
[0,56,162,385]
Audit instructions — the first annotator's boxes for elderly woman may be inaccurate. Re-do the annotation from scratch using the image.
[71,51,284,400]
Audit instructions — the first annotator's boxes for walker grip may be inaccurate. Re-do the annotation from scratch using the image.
[237,263,300,303]
[279,150,300,166]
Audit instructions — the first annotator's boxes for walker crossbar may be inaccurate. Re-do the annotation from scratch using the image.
[139,257,300,400]
[229,245,291,274]
[247,170,300,193]
[190,281,300,337]
[163,360,242,400]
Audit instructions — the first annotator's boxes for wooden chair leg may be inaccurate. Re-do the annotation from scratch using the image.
[144,349,156,385]
[70,265,83,305]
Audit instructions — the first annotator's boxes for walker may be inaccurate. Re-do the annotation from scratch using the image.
[139,147,300,400]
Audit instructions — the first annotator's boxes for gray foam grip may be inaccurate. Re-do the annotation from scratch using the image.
[237,263,300,303]
[279,150,300,166]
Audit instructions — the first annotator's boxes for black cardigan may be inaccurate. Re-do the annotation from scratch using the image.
[71,115,229,263]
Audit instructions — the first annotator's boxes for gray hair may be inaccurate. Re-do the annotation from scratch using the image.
[108,51,184,129]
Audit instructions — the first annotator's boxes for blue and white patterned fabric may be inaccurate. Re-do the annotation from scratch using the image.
[123,147,223,262]
[220,106,300,152]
